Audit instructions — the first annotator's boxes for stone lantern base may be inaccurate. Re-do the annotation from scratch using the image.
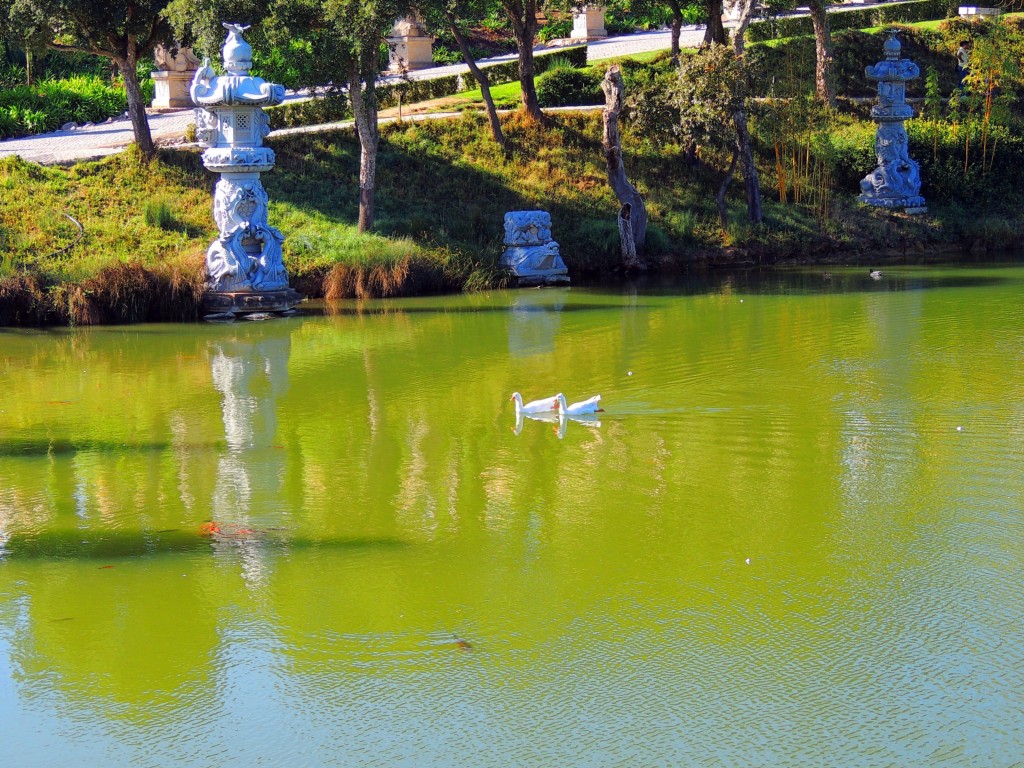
[201,288,304,318]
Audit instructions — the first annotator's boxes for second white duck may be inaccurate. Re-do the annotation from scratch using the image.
[554,393,603,416]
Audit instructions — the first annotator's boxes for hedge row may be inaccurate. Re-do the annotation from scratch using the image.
[267,45,588,130]
[746,0,959,43]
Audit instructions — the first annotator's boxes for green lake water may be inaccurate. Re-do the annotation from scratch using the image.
[1,265,1022,766]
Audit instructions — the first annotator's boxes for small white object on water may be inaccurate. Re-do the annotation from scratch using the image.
[745,558,751,565]
[740,299,744,303]
[956,426,963,432]
[627,371,633,376]
[870,270,882,280]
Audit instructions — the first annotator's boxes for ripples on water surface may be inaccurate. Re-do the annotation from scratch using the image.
[1,265,1023,767]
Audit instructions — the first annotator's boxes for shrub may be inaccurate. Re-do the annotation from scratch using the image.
[747,0,958,43]
[0,75,132,138]
[537,67,604,107]
[144,198,175,230]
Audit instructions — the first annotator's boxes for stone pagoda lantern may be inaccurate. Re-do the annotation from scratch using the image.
[190,23,302,317]
[386,14,435,73]
[859,30,927,213]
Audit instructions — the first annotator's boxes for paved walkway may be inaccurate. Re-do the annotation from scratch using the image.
[0,28,698,166]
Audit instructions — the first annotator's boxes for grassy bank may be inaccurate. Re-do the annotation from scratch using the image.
[1,109,1022,326]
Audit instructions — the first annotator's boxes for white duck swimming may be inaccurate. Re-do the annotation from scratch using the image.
[510,392,560,415]
[554,393,603,416]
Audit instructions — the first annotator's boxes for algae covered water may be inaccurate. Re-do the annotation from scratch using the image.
[1,265,1022,766]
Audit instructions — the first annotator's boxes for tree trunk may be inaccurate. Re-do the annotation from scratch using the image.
[601,66,647,266]
[733,108,762,223]
[668,0,683,60]
[716,149,739,231]
[618,204,643,271]
[25,45,32,87]
[505,0,545,122]
[445,10,506,150]
[808,0,836,107]
[117,48,155,158]
[730,0,762,224]
[349,66,379,233]
[703,0,727,47]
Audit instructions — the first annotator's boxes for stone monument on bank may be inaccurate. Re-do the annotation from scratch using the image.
[571,6,608,40]
[501,211,570,286]
[859,30,927,213]
[386,14,435,72]
[190,23,302,317]
[150,44,201,109]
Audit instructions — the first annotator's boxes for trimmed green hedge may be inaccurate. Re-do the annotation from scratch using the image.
[267,45,589,130]
[536,67,604,106]
[747,0,958,43]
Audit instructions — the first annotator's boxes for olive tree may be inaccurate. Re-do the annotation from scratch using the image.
[0,0,173,156]
[168,0,410,232]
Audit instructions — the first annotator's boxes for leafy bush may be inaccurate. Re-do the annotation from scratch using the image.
[747,0,958,43]
[537,67,604,107]
[0,76,138,138]
[538,17,573,42]
[749,27,961,97]
[144,198,175,230]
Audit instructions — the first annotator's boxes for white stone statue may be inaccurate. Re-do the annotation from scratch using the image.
[154,44,201,73]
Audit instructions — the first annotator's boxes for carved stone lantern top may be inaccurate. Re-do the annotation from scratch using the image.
[864,30,919,122]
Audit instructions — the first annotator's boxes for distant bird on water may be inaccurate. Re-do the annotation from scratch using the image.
[869,270,882,280]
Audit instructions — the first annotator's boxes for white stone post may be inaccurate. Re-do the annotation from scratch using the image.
[150,45,201,109]
[386,15,435,72]
[571,5,608,40]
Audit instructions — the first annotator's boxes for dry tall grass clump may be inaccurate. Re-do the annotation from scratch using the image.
[323,254,453,300]
[0,273,48,325]
[58,258,206,326]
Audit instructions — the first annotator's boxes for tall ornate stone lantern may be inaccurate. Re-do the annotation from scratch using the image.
[859,30,927,213]
[190,23,302,317]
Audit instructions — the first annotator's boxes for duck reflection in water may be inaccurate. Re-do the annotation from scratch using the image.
[513,411,602,439]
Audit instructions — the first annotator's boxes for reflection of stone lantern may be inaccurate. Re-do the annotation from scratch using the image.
[386,14,435,73]
[571,5,608,40]
[859,30,927,213]
[151,44,201,109]
[190,23,302,317]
